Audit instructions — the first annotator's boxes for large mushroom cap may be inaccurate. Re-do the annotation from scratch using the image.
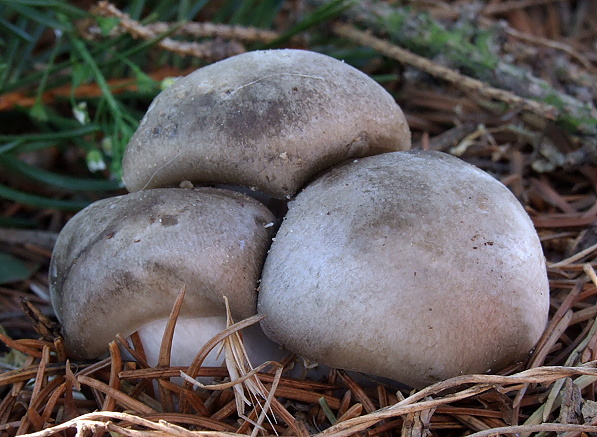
[122,49,411,198]
[258,151,549,388]
[50,187,275,359]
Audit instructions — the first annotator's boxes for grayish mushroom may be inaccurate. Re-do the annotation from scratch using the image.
[122,49,411,198]
[50,187,278,365]
[258,151,549,388]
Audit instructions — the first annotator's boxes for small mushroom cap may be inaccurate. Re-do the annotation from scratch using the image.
[122,49,411,198]
[258,151,549,388]
[50,187,274,359]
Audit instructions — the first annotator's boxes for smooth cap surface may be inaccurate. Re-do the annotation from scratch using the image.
[258,151,549,388]
[50,187,274,358]
[122,49,411,198]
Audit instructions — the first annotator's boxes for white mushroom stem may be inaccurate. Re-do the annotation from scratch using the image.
[135,317,286,369]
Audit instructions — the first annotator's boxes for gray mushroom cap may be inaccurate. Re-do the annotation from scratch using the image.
[122,49,411,198]
[50,187,275,359]
[258,151,549,388]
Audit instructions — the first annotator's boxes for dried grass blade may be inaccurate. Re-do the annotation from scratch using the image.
[257,372,338,390]
[158,285,186,368]
[585,263,597,287]
[62,360,80,422]
[17,378,63,434]
[527,277,584,368]
[468,423,597,437]
[64,360,80,391]
[182,314,264,379]
[40,381,66,425]
[53,338,66,362]
[401,402,436,437]
[101,341,121,411]
[181,389,211,417]
[339,389,352,417]
[71,359,113,437]
[540,317,597,422]
[530,178,577,214]
[13,347,56,434]
[235,407,258,435]
[142,413,237,432]
[269,396,305,436]
[0,389,18,428]
[77,375,157,415]
[116,333,150,368]
[265,385,341,409]
[15,410,242,437]
[549,242,597,268]
[158,285,187,412]
[74,357,111,378]
[22,409,44,434]
[130,331,150,365]
[120,366,226,379]
[221,297,279,432]
[210,398,237,421]
[179,313,264,412]
[336,403,363,424]
[533,215,597,228]
[529,309,573,368]
[180,360,278,391]
[222,334,251,415]
[250,365,283,437]
[0,332,42,358]
[337,370,376,413]
[0,366,40,386]
[319,396,338,425]
[30,345,50,405]
[453,414,492,432]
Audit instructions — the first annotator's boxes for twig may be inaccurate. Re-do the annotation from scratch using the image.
[144,22,278,44]
[76,375,157,415]
[467,423,597,437]
[319,0,597,137]
[92,1,244,61]
[549,242,597,268]
[16,411,240,437]
[89,2,278,43]
[313,364,597,437]
[494,23,595,72]
[333,23,559,121]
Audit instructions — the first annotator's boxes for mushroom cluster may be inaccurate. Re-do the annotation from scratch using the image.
[49,49,411,368]
[50,49,549,388]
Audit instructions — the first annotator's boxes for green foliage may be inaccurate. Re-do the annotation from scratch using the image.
[542,90,597,135]
[0,216,37,228]
[0,0,145,208]
[381,7,500,80]
[0,252,36,284]
[0,0,353,212]
[265,0,355,47]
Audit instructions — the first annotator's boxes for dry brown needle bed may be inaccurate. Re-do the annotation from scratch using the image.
[1,0,596,436]
[1,209,596,435]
